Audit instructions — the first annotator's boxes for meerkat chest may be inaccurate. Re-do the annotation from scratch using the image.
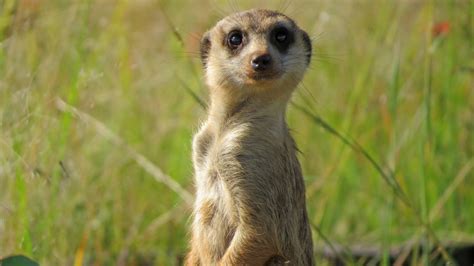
[194,124,248,198]
[192,124,247,214]
[194,121,289,197]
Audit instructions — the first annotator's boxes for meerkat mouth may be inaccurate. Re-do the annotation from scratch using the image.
[247,71,282,81]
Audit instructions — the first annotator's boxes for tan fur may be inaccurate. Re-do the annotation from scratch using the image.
[186,9,314,266]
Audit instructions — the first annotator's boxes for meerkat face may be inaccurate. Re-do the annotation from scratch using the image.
[200,9,312,95]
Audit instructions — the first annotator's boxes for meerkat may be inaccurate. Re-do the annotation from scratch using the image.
[186,9,314,266]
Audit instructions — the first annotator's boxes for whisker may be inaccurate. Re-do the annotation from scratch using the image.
[278,0,293,14]
[211,1,232,19]
[287,73,319,112]
[227,0,240,13]
[310,31,327,42]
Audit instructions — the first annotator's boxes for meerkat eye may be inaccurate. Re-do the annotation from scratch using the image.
[227,31,243,49]
[274,28,289,43]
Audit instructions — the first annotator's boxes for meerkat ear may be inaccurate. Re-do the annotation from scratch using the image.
[301,31,312,64]
[200,31,211,67]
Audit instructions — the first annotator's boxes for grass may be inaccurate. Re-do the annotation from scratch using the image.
[0,0,473,265]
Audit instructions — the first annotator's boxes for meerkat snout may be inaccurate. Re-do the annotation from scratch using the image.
[248,51,279,81]
[251,53,272,71]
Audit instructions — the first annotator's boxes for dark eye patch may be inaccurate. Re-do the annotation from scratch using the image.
[271,26,294,52]
[275,28,289,43]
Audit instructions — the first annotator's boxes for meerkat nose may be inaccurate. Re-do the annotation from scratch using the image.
[251,54,272,71]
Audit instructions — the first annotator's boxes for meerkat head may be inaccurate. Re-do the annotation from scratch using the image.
[200,9,312,101]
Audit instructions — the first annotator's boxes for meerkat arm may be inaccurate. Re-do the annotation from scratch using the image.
[218,224,276,265]
[215,153,283,265]
[184,244,201,266]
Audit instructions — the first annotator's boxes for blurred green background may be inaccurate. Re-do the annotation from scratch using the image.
[0,0,472,265]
